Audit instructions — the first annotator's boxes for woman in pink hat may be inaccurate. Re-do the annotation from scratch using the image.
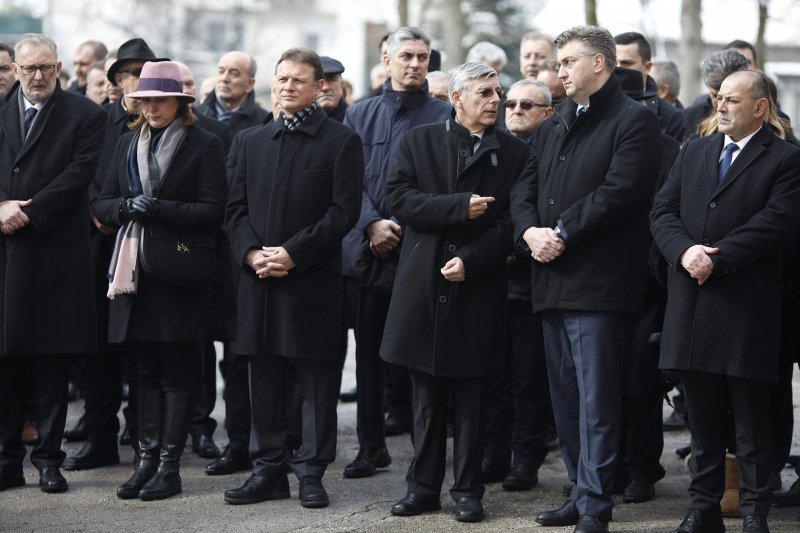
[93,61,226,501]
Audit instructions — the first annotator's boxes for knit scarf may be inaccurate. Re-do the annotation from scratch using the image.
[107,119,186,298]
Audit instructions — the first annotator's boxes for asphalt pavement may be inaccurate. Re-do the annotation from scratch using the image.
[2,342,800,532]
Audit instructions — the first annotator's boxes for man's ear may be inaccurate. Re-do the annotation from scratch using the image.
[451,90,463,109]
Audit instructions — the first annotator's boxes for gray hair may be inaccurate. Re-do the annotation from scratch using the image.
[425,70,449,83]
[701,50,748,91]
[554,25,616,73]
[448,62,497,101]
[508,78,552,107]
[521,32,555,54]
[14,33,57,57]
[386,26,431,56]
[466,41,508,69]
[650,59,681,98]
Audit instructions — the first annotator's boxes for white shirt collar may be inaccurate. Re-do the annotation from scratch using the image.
[720,125,762,162]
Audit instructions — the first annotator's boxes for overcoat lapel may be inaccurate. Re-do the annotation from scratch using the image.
[712,126,770,199]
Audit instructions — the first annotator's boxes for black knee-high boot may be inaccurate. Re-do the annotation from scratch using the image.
[116,387,161,499]
[139,391,194,501]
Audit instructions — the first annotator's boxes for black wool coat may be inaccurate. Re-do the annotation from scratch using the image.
[380,118,530,378]
[226,108,363,360]
[651,126,800,382]
[0,83,106,356]
[511,74,662,314]
[94,125,226,344]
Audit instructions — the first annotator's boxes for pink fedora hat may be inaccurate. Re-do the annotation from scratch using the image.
[126,61,195,102]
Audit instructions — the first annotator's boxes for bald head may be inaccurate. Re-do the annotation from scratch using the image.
[716,70,769,142]
[216,51,256,110]
[173,61,196,102]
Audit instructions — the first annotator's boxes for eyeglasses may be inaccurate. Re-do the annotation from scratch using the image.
[475,87,504,99]
[117,67,143,78]
[505,99,549,111]
[16,63,57,76]
[555,54,595,72]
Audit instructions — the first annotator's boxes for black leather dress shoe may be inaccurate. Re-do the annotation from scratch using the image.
[206,445,252,476]
[622,475,655,503]
[502,464,538,491]
[39,466,68,493]
[454,496,484,522]
[535,499,580,527]
[339,387,357,402]
[298,475,329,508]
[63,416,88,442]
[742,515,770,533]
[63,441,120,471]
[773,477,800,506]
[0,469,25,491]
[224,473,290,504]
[343,447,391,478]
[391,492,441,516]
[384,415,411,436]
[481,458,510,483]
[192,434,221,459]
[672,509,725,533]
[574,514,609,532]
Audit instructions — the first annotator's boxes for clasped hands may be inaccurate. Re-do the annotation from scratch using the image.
[522,226,565,263]
[246,246,295,279]
[680,244,718,285]
[0,199,32,235]
[120,195,160,223]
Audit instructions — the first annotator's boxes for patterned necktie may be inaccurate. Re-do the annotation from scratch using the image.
[718,143,740,184]
[470,135,480,156]
[24,107,38,137]
[576,106,588,118]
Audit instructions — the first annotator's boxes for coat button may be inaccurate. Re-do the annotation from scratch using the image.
[709,201,717,208]
[439,296,447,303]
[448,244,456,252]
[548,198,555,205]
[559,155,566,161]
[13,167,19,173]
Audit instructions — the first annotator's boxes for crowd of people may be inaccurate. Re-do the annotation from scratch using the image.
[0,21,799,533]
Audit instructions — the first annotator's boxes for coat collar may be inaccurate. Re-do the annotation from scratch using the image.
[380,78,434,112]
[709,124,772,198]
[550,73,623,133]
[270,104,327,139]
[0,82,60,162]
[445,111,500,173]
[202,89,260,119]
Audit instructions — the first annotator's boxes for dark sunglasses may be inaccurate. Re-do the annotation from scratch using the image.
[504,99,549,111]
[475,87,505,98]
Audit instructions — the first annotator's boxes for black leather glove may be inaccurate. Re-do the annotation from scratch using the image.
[118,197,135,223]
[130,195,160,221]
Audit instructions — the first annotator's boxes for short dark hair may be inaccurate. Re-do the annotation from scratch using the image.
[555,25,616,73]
[276,48,323,82]
[614,31,651,62]
[78,40,108,62]
[0,43,14,61]
[725,39,757,64]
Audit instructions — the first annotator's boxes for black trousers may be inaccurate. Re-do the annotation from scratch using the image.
[82,353,122,444]
[220,345,251,450]
[406,370,487,500]
[355,286,389,451]
[618,282,666,484]
[484,300,553,470]
[682,370,773,517]
[190,341,218,438]
[249,355,338,478]
[0,355,70,471]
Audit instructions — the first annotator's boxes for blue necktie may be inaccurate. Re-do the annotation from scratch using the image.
[718,143,740,184]
[24,107,38,137]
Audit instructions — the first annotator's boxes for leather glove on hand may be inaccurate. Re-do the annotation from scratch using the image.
[119,197,136,223]
[130,195,160,221]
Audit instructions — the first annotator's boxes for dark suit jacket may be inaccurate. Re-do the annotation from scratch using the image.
[226,107,363,360]
[651,126,800,381]
[0,82,106,356]
[94,125,226,343]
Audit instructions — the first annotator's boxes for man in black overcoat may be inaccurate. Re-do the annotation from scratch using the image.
[651,70,800,533]
[381,62,530,523]
[511,25,661,533]
[224,48,362,509]
[0,33,106,493]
